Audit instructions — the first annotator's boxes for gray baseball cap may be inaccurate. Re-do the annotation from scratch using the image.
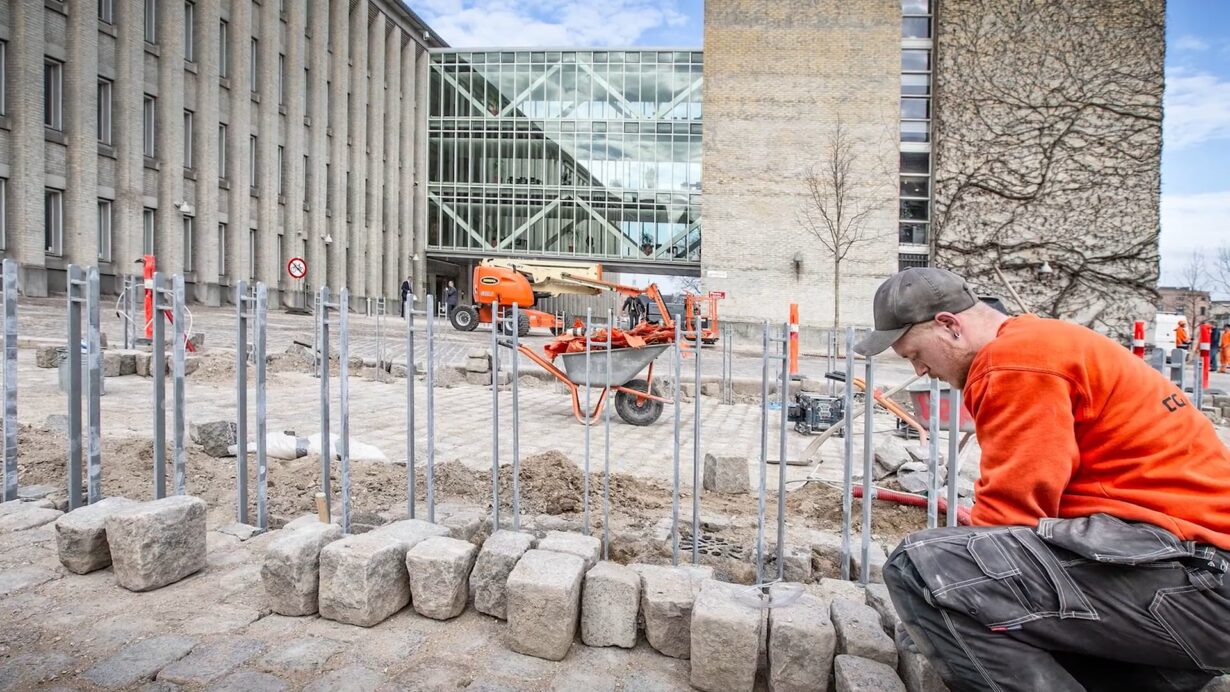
[854,268,979,356]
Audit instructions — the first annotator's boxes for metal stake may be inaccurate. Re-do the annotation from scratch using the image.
[426,293,436,523]
[777,323,789,581]
[318,286,332,522]
[2,259,17,502]
[491,298,501,532]
[583,307,592,536]
[947,388,961,527]
[672,317,682,566]
[512,302,521,530]
[255,283,268,530]
[756,322,769,584]
[860,354,875,585]
[152,272,167,499]
[67,265,84,510]
[172,275,187,496]
[237,281,249,523]
[86,267,102,504]
[692,310,702,565]
[339,288,351,534]
[840,327,855,581]
[406,294,416,519]
[603,308,613,560]
[926,377,941,529]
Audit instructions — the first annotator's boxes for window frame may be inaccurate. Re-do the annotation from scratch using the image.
[143,208,156,254]
[44,58,64,131]
[97,78,113,144]
[44,189,64,257]
[218,123,228,181]
[97,199,113,262]
[183,110,194,169]
[183,1,196,63]
[144,0,158,44]
[143,94,157,157]
[219,19,230,78]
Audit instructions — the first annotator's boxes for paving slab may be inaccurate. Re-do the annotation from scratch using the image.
[83,635,197,689]
[156,638,265,685]
[256,637,344,674]
[0,651,77,690]
[209,670,289,692]
[300,664,386,692]
[0,506,63,533]
[0,565,60,597]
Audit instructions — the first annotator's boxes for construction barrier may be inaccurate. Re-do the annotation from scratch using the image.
[1132,320,1146,359]
[1201,323,1212,390]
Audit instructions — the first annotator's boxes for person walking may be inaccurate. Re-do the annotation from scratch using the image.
[1220,323,1230,373]
[856,267,1230,692]
[1176,319,1191,351]
[399,275,413,317]
[444,280,458,318]
[1211,322,1222,372]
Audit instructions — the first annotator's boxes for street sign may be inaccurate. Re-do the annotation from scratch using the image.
[708,291,726,299]
[287,257,308,280]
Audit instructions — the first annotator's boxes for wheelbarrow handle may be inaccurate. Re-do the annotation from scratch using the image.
[824,371,847,383]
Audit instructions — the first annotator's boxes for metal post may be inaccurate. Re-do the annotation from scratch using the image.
[603,308,613,560]
[840,328,855,581]
[172,275,187,496]
[86,267,102,504]
[406,294,416,519]
[946,388,961,527]
[491,298,501,532]
[255,283,268,530]
[777,323,789,581]
[860,354,875,585]
[152,272,167,499]
[692,310,702,565]
[426,293,436,523]
[339,288,351,534]
[926,377,941,529]
[318,286,331,522]
[756,322,769,585]
[2,259,17,502]
[583,307,592,536]
[66,265,84,510]
[512,302,521,530]
[672,317,682,566]
[236,281,249,523]
[1195,355,1205,412]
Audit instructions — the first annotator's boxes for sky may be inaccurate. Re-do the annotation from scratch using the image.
[410,0,1229,288]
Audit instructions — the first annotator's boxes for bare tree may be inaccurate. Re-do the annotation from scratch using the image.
[677,275,702,295]
[1178,249,1209,322]
[798,118,890,329]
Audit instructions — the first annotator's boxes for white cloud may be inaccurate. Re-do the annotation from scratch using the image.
[1164,68,1230,150]
[1159,189,1230,284]
[1173,34,1210,52]
[413,0,688,48]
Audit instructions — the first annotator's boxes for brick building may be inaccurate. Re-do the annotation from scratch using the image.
[0,0,442,307]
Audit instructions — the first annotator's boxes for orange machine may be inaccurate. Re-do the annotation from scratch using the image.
[448,263,566,336]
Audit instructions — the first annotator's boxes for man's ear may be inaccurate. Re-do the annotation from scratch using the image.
[934,312,960,334]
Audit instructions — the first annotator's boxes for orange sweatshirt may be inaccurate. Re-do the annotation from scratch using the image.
[964,315,1230,550]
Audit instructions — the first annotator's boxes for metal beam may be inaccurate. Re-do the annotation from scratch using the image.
[428,191,491,249]
[497,197,564,250]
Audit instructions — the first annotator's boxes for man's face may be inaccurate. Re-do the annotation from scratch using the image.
[891,317,977,388]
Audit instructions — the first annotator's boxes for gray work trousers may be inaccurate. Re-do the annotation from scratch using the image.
[884,514,1230,692]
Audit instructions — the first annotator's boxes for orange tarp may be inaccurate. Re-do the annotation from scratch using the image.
[544,322,677,360]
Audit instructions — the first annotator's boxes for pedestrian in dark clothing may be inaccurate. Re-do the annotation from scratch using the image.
[1212,324,1222,372]
[444,281,458,317]
[399,275,412,317]
[622,295,641,327]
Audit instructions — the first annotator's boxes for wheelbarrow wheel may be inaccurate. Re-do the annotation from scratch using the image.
[615,379,664,426]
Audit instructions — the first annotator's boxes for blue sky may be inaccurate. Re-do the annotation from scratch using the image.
[412,1,1228,286]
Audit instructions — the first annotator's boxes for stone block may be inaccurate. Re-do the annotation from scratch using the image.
[36,345,67,368]
[895,624,949,692]
[54,496,138,574]
[17,484,56,500]
[438,506,485,543]
[864,583,901,635]
[834,654,906,692]
[769,590,836,692]
[112,350,141,376]
[506,549,586,661]
[102,351,123,377]
[631,563,707,659]
[537,530,602,570]
[805,530,849,579]
[767,544,814,583]
[406,536,478,620]
[701,381,721,397]
[581,561,640,648]
[262,522,344,616]
[471,529,536,619]
[219,522,261,541]
[832,599,898,669]
[805,578,866,606]
[105,496,207,591]
[0,498,51,516]
[689,579,761,692]
[851,539,888,584]
[874,438,918,480]
[317,519,449,626]
[464,354,490,373]
[898,471,938,495]
[703,453,750,494]
[191,420,239,458]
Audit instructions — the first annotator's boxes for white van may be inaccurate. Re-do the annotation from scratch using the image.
[1153,312,1187,351]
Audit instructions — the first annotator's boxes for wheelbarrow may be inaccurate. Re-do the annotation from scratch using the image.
[508,342,673,425]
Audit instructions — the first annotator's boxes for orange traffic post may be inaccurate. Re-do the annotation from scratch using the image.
[788,303,799,377]
[1200,323,1212,389]
[142,254,156,340]
[1132,320,1146,359]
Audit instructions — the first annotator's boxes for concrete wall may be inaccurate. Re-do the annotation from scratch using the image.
[700,0,901,331]
[0,0,439,307]
[931,0,1164,340]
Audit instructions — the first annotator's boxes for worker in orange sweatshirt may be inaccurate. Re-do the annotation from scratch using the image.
[857,268,1230,692]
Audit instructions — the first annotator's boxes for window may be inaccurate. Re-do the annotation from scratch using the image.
[249,135,258,184]
[250,38,259,92]
[898,253,929,271]
[99,0,114,23]
[901,98,930,120]
[248,229,257,279]
[44,189,63,256]
[903,17,931,39]
[183,2,195,62]
[900,152,929,175]
[143,208,156,254]
[97,200,113,262]
[325,162,331,210]
[219,20,229,78]
[44,59,63,130]
[0,179,7,251]
[0,42,7,116]
[144,0,157,43]
[278,53,285,105]
[182,217,194,271]
[183,110,194,168]
[218,124,228,180]
[900,121,929,143]
[97,79,113,144]
[143,95,156,156]
[277,145,284,196]
[303,155,310,204]
[218,223,226,274]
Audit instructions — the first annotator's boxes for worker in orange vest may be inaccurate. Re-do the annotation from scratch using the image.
[1220,323,1230,373]
[1175,319,1190,350]
[857,268,1230,692]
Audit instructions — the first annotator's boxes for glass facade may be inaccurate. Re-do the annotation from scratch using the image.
[899,0,933,268]
[427,50,703,266]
